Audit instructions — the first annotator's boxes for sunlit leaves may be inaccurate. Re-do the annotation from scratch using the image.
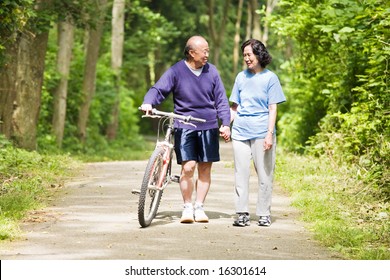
[274,0,389,197]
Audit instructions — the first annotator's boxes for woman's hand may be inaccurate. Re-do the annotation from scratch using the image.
[263,132,273,151]
[219,125,231,142]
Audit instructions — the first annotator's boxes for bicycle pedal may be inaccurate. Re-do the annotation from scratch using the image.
[171,175,180,183]
[131,189,140,195]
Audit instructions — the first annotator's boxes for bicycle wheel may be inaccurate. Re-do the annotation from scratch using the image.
[138,147,166,227]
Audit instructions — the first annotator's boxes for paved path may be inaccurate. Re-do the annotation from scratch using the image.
[0,142,340,260]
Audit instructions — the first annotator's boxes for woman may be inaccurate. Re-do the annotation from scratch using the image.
[230,39,286,227]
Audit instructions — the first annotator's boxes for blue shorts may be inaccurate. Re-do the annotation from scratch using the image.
[174,128,220,164]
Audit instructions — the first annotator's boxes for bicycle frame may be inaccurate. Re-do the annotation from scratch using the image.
[154,117,175,191]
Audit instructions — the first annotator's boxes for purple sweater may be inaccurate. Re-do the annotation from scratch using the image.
[143,60,231,130]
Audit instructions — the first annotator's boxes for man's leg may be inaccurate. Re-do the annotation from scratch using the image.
[179,160,197,223]
[195,162,212,204]
[180,160,197,203]
[193,162,212,222]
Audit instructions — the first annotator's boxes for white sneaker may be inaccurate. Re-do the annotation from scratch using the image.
[180,204,194,223]
[194,204,209,223]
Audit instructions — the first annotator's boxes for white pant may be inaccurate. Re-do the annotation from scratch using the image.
[232,137,276,216]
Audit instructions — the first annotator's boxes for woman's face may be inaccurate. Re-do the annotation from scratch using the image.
[243,45,260,72]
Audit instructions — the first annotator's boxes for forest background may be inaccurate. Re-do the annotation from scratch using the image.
[0,0,389,259]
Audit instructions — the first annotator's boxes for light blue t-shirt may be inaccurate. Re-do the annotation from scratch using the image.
[229,69,286,140]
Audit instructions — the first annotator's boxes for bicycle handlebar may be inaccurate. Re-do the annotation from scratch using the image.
[140,108,206,123]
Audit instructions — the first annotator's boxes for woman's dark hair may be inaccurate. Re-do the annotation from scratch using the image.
[241,39,272,68]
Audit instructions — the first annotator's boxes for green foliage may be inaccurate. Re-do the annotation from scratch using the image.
[130,2,181,47]
[0,0,34,35]
[0,0,34,63]
[123,0,181,94]
[273,0,390,199]
[306,1,390,198]
[51,0,102,28]
[38,17,156,159]
[36,0,242,154]
[276,150,390,259]
[35,0,188,155]
[0,137,78,240]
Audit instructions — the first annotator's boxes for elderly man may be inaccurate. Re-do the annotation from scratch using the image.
[141,35,231,223]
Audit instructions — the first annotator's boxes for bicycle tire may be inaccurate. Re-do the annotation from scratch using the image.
[138,147,166,227]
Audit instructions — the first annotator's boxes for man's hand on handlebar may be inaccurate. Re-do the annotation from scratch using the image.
[140,104,153,115]
[139,106,206,127]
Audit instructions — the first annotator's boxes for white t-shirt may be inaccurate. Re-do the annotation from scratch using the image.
[184,61,203,76]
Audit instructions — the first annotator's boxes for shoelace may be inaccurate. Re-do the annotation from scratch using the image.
[259,216,269,223]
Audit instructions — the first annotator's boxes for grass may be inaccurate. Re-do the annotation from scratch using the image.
[275,150,390,259]
[65,136,156,162]
[0,144,80,240]
[0,136,154,241]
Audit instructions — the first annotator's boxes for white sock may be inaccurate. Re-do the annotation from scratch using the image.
[194,202,203,208]
[184,202,193,209]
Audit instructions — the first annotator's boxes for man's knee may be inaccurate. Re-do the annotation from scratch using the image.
[198,162,212,171]
[181,161,196,176]
[197,162,212,178]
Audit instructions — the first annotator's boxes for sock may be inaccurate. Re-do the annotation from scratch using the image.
[184,202,193,209]
[194,202,203,208]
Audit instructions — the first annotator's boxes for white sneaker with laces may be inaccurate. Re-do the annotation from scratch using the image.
[180,203,194,223]
[194,203,209,223]
[258,215,271,227]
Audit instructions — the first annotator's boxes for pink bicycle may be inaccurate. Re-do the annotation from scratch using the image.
[134,108,205,227]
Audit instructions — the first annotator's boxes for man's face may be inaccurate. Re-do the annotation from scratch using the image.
[191,41,209,68]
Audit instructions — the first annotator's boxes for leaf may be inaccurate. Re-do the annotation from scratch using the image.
[333,33,341,43]
[317,25,338,33]
[338,27,355,33]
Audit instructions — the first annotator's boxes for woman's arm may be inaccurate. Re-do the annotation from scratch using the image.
[264,103,277,151]
[230,103,238,124]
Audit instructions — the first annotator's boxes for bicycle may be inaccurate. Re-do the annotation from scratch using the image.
[133,108,206,228]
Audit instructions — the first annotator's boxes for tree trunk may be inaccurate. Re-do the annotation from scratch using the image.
[245,1,252,41]
[12,30,49,150]
[206,0,231,68]
[0,41,18,139]
[0,0,51,150]
[250,0,261,40]
[243,1,253,69]
[106,0,125,141]
[261,0,278,45]
[52,18,75,148]
[77,0,108,143]
[233,0,244,76]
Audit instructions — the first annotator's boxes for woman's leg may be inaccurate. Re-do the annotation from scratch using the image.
[232,139,252,214]
[251,137,276,216]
